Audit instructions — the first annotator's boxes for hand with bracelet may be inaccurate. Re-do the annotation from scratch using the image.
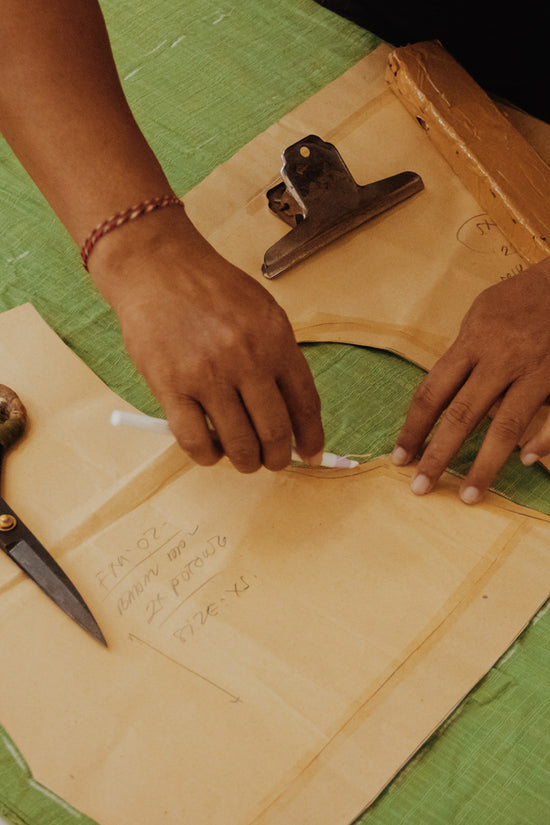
[5,1,549,494]
[0,0,324,473]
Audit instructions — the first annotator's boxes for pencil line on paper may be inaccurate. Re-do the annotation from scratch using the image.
[128,633,241,702]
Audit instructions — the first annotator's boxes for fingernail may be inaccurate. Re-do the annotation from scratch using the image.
[521,452,539,466]
[461,486,480,505]
[391,446,410,466]
[410,473,431,495]
[294,449,323,466]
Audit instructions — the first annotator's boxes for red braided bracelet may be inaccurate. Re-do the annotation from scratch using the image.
[80,193,184,271]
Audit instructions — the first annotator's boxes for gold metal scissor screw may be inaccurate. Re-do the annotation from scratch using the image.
[0,514,17,531]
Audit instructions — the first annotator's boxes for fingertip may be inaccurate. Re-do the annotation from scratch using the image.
[308,449,324,466]
[391,445,411,466]
[234,458,263,474]
[166,405,224,467]
[279,378,324,464]
[521,451,540,466]
[175,434,223,467]
[410,473,431,496]
[222,437,263,473]
[293,427,325,466]
[293,448,324,466]
[460,485,482,505]
[261,444,292,473]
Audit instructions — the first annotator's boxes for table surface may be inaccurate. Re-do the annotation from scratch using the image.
[0,2,548,823]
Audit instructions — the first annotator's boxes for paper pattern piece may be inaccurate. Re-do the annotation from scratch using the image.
[0,303,549,825]
[387,41,550,265]
[184,43,527,371]
[184,42,550,472]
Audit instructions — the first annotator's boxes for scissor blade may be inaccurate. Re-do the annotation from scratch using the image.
[7,538,107,646]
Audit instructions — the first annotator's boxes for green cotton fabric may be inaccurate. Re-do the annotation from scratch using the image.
[0,726,98,825]
[0,1,548,823]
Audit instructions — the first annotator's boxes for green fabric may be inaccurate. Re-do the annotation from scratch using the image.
[0,1,548,823]
[0,728,97,825]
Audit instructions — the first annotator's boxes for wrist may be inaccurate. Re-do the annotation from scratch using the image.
[80,193,184,271]
[85,199,214,310]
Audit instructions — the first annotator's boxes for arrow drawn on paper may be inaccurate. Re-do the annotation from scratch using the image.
[128,633,242,703]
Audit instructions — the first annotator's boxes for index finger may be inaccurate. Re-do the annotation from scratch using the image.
[276,348,324,463]
[392,348,472,465]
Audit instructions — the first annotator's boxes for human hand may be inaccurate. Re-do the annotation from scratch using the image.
[0,0,326,476]
[391,258,550,503]
[89,207,324,473]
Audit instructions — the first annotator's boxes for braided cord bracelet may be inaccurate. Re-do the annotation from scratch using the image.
[80,193,184,271]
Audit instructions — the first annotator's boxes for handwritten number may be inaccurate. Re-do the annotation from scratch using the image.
[145,592,165,624]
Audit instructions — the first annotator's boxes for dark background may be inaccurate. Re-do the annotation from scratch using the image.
[315,2,549,122]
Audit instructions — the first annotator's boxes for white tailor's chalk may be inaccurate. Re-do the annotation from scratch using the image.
[111,409,172,434]
[111,410,359,469]
[291,448,359,469]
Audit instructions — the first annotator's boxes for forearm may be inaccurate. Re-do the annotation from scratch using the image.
[0,0,172,245]
[0,1,326,474]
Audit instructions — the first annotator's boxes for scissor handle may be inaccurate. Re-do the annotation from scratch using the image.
[0,385,27,451]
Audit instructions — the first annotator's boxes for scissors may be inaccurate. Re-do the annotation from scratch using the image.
[0,384,106,646]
